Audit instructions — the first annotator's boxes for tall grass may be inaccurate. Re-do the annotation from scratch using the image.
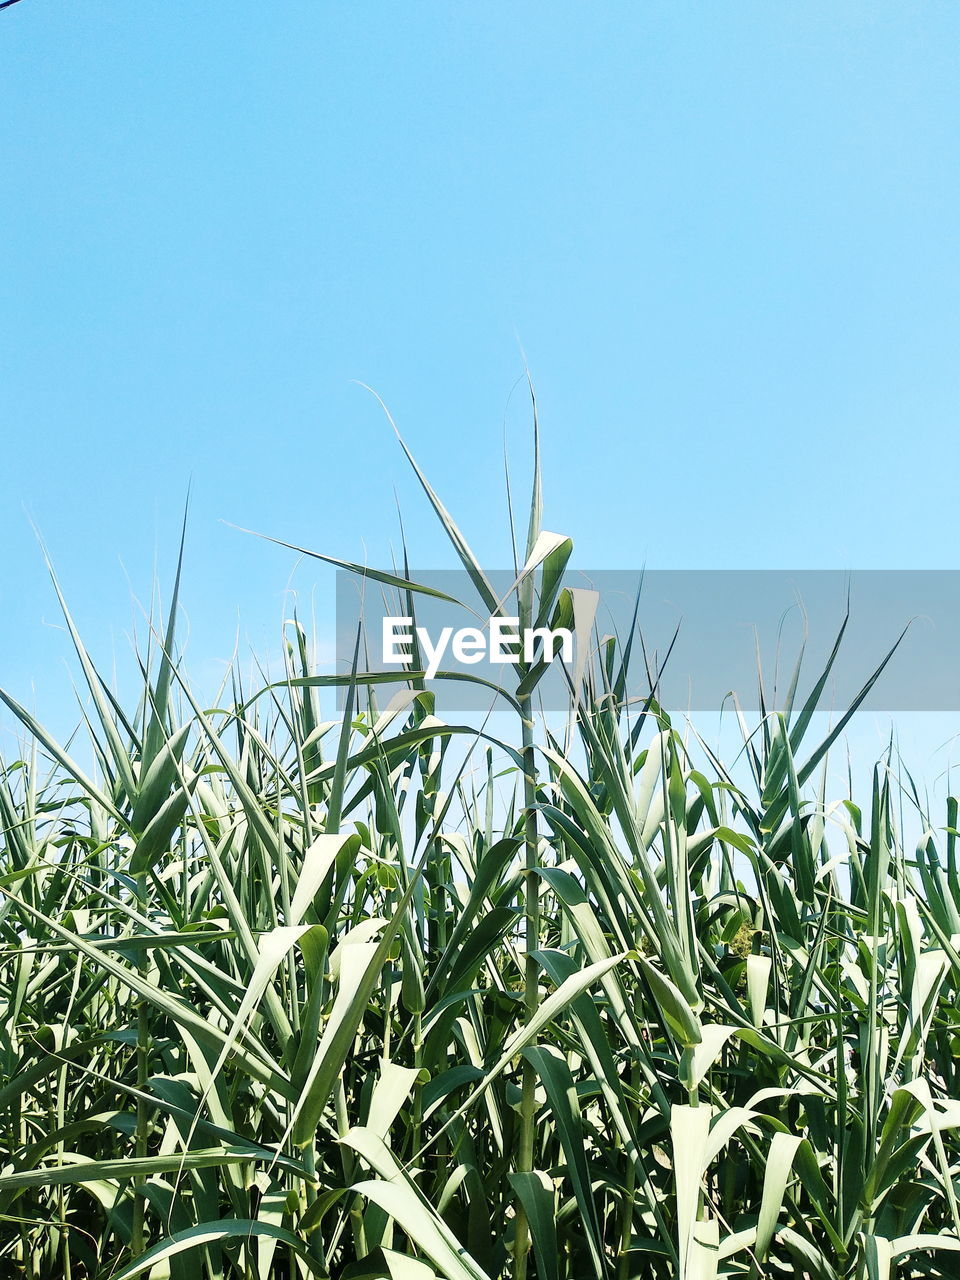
[1,434,959,1280]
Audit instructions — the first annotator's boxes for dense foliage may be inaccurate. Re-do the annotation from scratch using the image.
[1,436,959,1280]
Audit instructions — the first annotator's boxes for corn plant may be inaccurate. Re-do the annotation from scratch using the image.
[1,433,959,1280]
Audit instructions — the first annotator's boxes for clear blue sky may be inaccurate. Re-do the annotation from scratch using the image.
[3,2,960,744]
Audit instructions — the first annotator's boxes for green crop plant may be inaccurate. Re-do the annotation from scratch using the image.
[0,422,958,1280]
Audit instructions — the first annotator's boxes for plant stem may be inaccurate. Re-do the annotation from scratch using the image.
[513,694,539,1280]
[131,978,150,1256]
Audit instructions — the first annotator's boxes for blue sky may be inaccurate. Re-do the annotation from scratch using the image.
[3,2,960,764]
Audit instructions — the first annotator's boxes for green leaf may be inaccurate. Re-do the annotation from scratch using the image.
[110,1219,326,1280]
[507,1172,559,1280]
[637,956,702,1048]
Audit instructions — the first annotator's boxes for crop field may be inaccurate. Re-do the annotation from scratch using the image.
[1,439,959,1280]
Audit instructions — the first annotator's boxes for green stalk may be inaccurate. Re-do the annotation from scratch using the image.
[131,875,150,1260]
[512,689,539,1280]
[616,1145,636,1280]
